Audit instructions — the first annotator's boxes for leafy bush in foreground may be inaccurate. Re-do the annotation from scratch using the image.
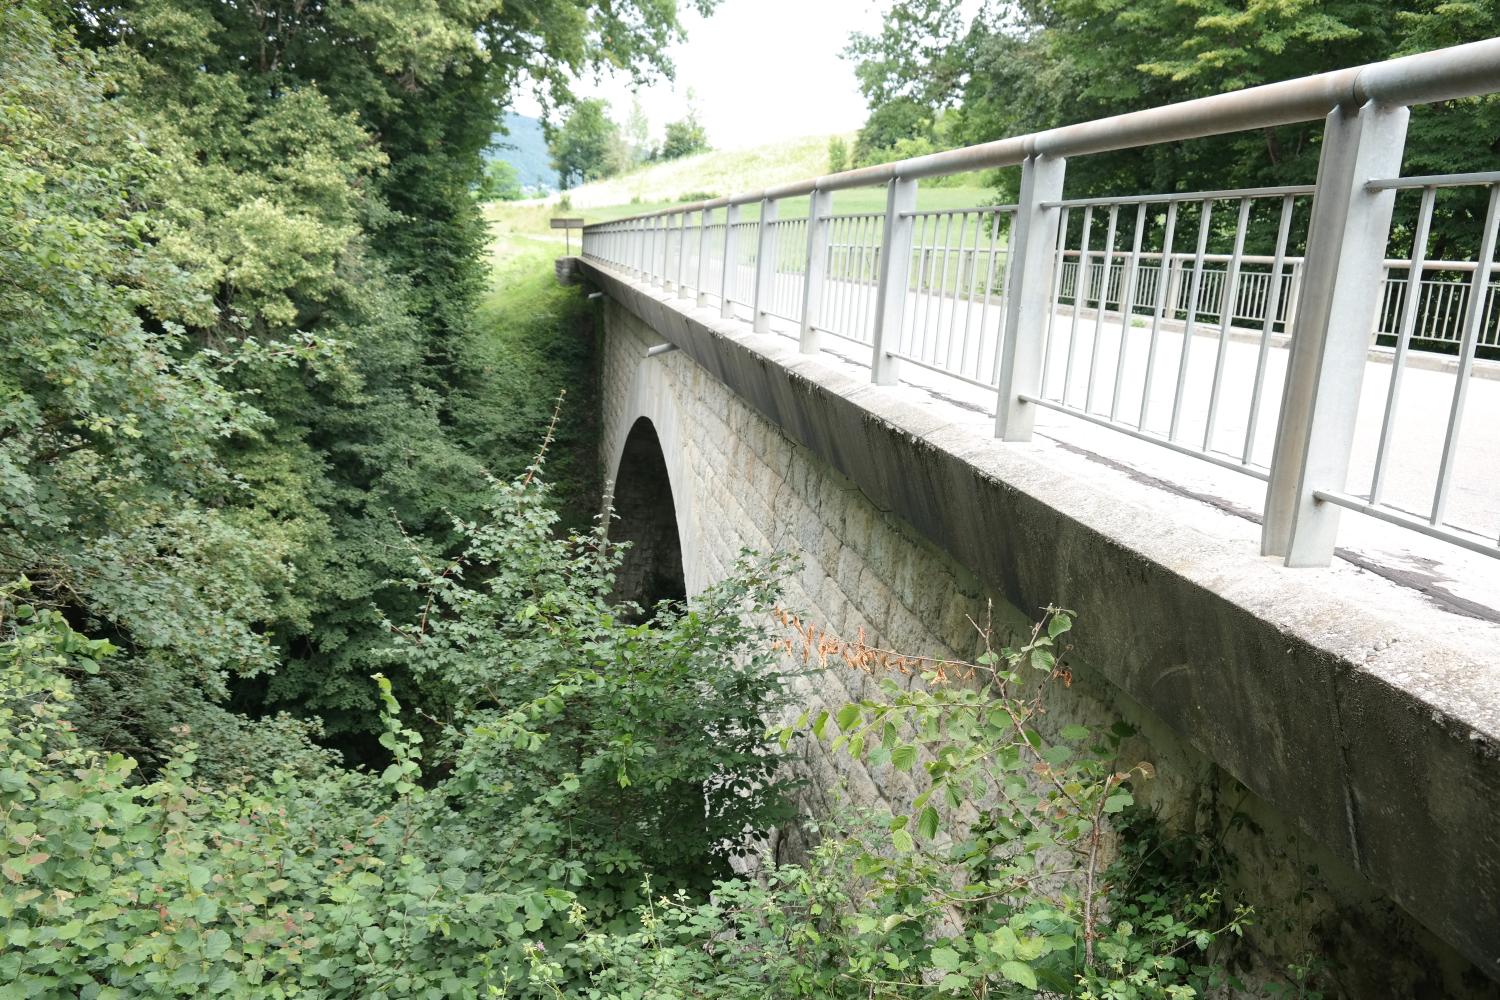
[0,465,797,998]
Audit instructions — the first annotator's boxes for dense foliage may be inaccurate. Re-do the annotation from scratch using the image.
[0,467,800,997]
[2,0,711,765]
[548,100,712,190]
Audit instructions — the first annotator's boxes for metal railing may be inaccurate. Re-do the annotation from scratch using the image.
[581,39,1500,565]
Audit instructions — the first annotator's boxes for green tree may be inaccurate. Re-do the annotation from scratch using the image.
[853,97,934,165]
[0,457,798,995]
[624,95,655,166]
[0,2,315,775]
[41,0,719,761]
[477,158,525,201]
[550,99,623,189]
[828,135,850,173]
[660,110,710,160]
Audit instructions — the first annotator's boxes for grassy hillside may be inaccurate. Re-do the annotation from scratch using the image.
[555,133,844,208]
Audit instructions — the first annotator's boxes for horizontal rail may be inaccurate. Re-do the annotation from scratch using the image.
[587,39,1500,225]
[1021,394,1271,481]
[1313,490,1500,559]
[1046,185,1315,208]
[901,205,1018,218]
[1367,170,1500,190]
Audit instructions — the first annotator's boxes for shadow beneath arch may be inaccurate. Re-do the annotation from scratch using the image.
[609,417,686,618]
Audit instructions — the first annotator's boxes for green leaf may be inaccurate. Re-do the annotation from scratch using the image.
[917,805,940,840]
[1060,724,1090,741]
[202,929,231,960]
[1000,960,1037,989]
[930,946,961,971]
[1048,613,1072,638]
[891,744,917,771]
[836,704,861,732]
[811,709,829,738]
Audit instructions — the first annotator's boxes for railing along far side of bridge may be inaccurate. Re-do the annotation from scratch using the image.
[581,39,1500,567]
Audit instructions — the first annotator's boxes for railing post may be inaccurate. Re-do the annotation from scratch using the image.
[799,188,833,352]
[640,218,652,280]
[696,209,713,307]
[677,212,692,299]
[995,153,1068,439]
[663,212,675,287]
[870,177,917,385]
[1262,100,1409,566]
[1277,260,1298,329]
[720,203,741,320]
[751,198,779,334]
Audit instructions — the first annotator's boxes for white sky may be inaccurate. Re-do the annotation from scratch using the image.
[514,0,890,148]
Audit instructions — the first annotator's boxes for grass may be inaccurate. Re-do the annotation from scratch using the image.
[466,222,600,527]
[486,130,1008,230]
[468,139,1014,513]
[547,134,843,209]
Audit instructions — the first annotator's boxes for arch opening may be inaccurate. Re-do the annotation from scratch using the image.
[609,417,686,615]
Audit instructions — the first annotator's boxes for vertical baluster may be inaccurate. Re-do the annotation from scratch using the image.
[1062,206,1095,407]
[914,215,936,358]
[1110,203,1148,421]
[1432,183,1500,527]
[1085,205,1120,413]
[720,204,741,319]
[676,212,690,298]
[1369,186,1436,502]
[861,215,880,340]
[1039,206,1072,400]
[836,217,853,339]
[982,211,1006,384]
[696,209,713,307]
[1244,194,1297,465]
[1169,201,1215,440]
[1203,197,1253,450]
[1140,202,1179,430]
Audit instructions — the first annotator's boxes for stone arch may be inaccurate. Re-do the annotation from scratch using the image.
[607,416,687,613]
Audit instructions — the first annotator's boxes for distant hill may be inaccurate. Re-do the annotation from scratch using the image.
[486,113,554,194]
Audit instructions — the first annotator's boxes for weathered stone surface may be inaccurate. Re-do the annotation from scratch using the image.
[586,260,1500,995]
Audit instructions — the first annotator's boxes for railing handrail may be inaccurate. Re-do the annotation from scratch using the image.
[580,39,1500,568]
[584,38,1500,228]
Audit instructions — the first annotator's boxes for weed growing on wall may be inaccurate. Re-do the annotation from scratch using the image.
[515,610,1263,998]
[764,608,1256,997]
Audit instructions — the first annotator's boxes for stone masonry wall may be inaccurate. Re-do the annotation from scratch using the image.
[598,300,1493,998]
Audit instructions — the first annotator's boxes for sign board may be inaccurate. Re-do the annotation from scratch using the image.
[550,217,585,229]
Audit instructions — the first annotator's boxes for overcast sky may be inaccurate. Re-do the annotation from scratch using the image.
[513,0,890,147]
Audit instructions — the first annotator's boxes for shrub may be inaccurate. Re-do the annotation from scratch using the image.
[0,460,799,997]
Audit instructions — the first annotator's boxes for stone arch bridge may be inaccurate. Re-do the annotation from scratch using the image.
[563,38,1500,997]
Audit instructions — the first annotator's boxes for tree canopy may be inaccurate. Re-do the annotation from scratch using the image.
[2,0,715,769]
[549,99,623,189]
